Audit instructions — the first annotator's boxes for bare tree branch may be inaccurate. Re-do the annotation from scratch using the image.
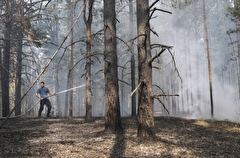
[151,8,172,14]
[152,66,161,70]
[56,39,85,66]
[92,29,104,38]
[153,96,170,114]
[150,28,159,37]
[148,48,166,64]
[118,65,127,69]
[127,34,146,44]
[45,0,52,7]
[92,52,103,64]
[119,79,130,86]
[153,84,168,101]
[167,48,183,83]
[130,80,143,97]
[55,28,103,66]
[149,7,172,23]
[151,43,173,49]
[95,69,104,75]
[149,0,160,10]
[153,84,166,95]
[69,53,103,72]
[153,94,179,97]
[116,36,133,54]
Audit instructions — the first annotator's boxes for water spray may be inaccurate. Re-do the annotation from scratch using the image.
[55,84,86,95]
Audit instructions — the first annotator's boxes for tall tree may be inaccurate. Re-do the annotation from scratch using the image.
[83,0,95,122]
[129,0,136,117]
[1,0,12,117]
[0,0,3,115]
[203,0,214,118]
[137,0,155,137]
[65,0,75,117]
[14,0,24,116]
[69,0,74,118]
[54,14,61,116]
[0,49,1,116]
[104,0,122,131]
[233,0,240,98]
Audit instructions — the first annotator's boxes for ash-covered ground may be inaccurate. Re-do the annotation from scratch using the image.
[0,116,239,157]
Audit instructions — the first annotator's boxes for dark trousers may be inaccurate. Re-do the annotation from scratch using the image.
[38,98,51,117]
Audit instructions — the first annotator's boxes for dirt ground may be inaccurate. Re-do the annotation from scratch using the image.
[0,116,240,158]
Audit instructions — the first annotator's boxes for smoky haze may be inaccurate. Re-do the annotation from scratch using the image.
[151,0,240,122]
[11,0,239,123]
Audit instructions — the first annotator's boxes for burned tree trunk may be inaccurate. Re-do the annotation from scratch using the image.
[203,0,214,118]
[0,43,1,116]
[1,0,11,117]
[137,0,155,138]
[14,0,24,116]
[14,28,23,116]
[55,20,61,116]
[104,0,122,131]
[129,0,136,117]
[83,0,95,122]
[234,0,240,98]
[131,55,136,116]
[68,0,75,118]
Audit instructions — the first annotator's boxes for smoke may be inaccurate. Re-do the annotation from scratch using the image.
[150,0,240,123]
[19,0,240,122]
[213,79,240,122]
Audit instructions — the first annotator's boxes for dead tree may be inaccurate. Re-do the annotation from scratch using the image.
[233,0,240,98]
[65,0,75,118]
[15,0,24,116]
[137,0,155,138]
[203,0,214,118]
[136,0,174,138]
[129,0,136,117]
[104,0,122,131]
[1,0,12,117]
[83,0,95,122]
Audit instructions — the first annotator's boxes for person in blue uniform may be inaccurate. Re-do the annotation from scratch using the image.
[35,82,55,118]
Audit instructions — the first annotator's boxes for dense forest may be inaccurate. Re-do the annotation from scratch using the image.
[0,0,240,136]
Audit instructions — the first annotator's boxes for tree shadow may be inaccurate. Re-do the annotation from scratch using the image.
[0,117,87,157]
[110,130,126,158]
[0,118,50,157]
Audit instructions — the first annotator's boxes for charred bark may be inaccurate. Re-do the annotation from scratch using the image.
[84,0,95,122]
[69,0,74,118]
[104,0,122,131]
[14,0,24,116]
[131,55,136,116]
[137,0,155,138]
[14,29,23,116]
[55,19,61,116]
[1,0,11,117]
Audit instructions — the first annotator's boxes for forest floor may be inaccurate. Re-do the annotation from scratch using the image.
[0,116,240,158]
